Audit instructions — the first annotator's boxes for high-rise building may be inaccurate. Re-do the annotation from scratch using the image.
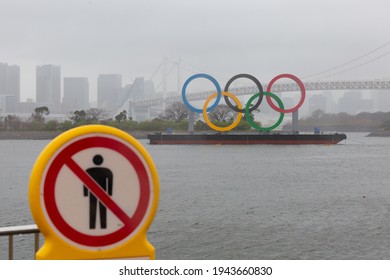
[309,94,327,116]
[36,65,61,113]
[97,74,122,111]
[62,77,89,113]
[373,90,390,112]
[339,91,373,114]
[0,62,20,113]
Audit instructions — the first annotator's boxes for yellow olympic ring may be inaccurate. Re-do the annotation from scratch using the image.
[203,91,243,132]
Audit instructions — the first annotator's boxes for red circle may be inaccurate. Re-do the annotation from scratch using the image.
[43,136,151,247]
[266,73,306,113]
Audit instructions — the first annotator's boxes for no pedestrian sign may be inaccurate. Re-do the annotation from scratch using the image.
[29,125,159,260]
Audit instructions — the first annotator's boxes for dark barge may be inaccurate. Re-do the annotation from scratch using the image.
[147,132,347,145]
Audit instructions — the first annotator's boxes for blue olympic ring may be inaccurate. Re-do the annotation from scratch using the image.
[181,73,222,113]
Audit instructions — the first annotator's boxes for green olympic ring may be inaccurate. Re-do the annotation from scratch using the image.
[245,92,285,131]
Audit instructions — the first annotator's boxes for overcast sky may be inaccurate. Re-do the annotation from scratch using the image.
[1,0,390,102]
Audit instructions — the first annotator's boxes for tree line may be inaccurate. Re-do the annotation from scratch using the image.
[3,104,390,132]
[0,102,259,132]
[298,109,390,130]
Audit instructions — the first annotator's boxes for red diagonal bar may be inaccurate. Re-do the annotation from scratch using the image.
[66,157,132,226]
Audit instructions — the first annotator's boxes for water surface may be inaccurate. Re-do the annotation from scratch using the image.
[1,133,390,259]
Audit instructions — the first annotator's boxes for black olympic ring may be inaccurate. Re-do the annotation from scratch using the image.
[223,74,264,113]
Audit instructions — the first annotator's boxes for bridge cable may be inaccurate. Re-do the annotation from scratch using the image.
[309,50,390,81]
[302,41,390,80]
[154,62,177,92]
[149,59,165,81]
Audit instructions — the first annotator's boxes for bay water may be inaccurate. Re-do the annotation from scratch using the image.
[1,133,390,259]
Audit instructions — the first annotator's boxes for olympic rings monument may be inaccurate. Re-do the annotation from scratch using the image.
[148,73,346,145]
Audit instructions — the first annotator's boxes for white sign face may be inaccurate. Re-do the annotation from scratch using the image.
[40,134,154,250]
[56,147,141,234]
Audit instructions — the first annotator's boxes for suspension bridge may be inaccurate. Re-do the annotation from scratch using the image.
[117,42,390,121]
[119,62,390,121]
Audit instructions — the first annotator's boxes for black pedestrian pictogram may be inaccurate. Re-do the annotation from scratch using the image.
[83,154,113,229]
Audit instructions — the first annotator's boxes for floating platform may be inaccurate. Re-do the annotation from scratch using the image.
[147,132,347,145]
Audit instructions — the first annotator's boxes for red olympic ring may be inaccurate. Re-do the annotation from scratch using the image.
[266,74,306,113]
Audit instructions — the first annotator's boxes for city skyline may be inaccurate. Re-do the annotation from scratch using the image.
[1,1,390,103]
[63,77,89,113]
[36,64,61,112]
[0,62,19,113]
[1,60,390,120]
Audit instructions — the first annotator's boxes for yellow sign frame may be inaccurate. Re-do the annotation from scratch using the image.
[29,125,159,260]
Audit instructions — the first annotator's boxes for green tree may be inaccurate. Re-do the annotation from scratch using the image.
[32,106,50,123]
[234,119,252,130]
[86,108,107,122]
[29,106,50,130]
[207,104,236,122]
[312,109,325,119]
[45,120,60,131]
[69,110,87,124]
[194,120,208,131]
[115,110,127,122]
[68,108,107,125]
[59,120,74,131]
[158,102,188,122]
[245,107,260,122]
[3,115,22,130]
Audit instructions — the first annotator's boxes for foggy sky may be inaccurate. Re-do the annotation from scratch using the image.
[1,0,389,102]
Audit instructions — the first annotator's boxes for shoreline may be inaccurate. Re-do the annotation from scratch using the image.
[2,129,390,140]
[0,130,149,140]
[366,130,390,137]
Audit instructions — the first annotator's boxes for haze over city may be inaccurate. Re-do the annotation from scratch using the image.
[1,0,390,119]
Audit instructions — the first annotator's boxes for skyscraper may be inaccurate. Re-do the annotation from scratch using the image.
[36,65,61,113]
[0,62,20,113]
[309,94,327,116]
[97,74,122,111]
[62,77,89,113]
[339,91,373,114]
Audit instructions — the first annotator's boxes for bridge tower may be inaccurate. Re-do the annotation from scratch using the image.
[162,58,168,111]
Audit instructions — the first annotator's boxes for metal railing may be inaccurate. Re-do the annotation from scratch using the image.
[0,224,40,260]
